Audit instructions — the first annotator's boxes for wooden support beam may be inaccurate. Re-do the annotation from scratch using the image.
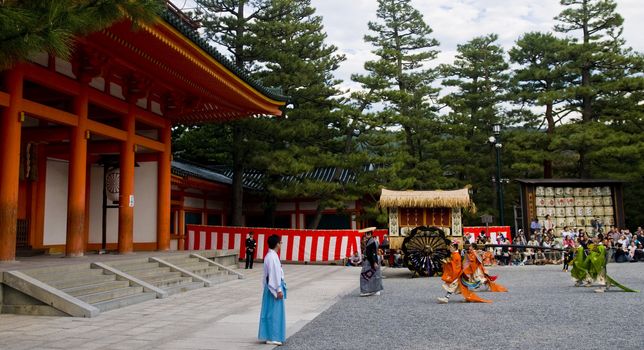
[118,106,136,254]
[87,88,128,114]
[136,110,167,129]
[135,153,159,162]
[157,121,171,251]
[33,144,47,249]
[0,91,10,107]
[22,64,80,96]
[22,127,69,143]
[134,135,164,152]
[22,100,78,127]
[0,69,23,261]
[86,119,127,141]
[24,63,169,130]
[66,86,89,257]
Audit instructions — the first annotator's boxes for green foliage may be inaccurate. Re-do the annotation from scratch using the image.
[0,0,163,69]
[352,0,444,194]
[175,0,644,230]
[438,34,510,222]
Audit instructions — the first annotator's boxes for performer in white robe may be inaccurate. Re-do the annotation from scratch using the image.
[258,234,287,346]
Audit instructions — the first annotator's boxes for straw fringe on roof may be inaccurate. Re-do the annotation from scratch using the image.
[379,188,475,212]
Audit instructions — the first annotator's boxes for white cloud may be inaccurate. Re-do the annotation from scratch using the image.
[312,0,644,88]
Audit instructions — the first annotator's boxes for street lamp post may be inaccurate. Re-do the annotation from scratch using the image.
[489,124,505,226]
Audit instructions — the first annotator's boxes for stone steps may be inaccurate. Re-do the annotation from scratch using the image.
[77,286,144,304]
[150,276,194,289]
[3,251,242,317]
[106,260,160,272]
[62,280,130,297]
[46,273,116,290]
[92,292,157,313]
[164,281,205,296]
[127,267,173,279]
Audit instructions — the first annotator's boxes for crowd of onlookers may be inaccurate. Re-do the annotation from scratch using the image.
[473,225,644,266]
[344,226,644,269]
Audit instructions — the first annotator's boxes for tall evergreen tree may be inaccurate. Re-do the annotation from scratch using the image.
[0,0,162,68]
[181,0,286,226]
[249,0,350,228]
[508,32,574,178]
[553,0,644,177]
[439,34,510,223]
[177,0,349,228]
[352,0,445,191]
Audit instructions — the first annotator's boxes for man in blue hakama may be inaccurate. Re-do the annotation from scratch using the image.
[258,234,287,346]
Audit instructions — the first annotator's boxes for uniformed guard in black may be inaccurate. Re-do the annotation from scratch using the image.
[245,232,257,269]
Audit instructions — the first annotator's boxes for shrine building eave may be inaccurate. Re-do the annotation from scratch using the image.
[81,9,288,124]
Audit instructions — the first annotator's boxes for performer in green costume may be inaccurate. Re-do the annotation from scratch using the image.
[571,244,638,293]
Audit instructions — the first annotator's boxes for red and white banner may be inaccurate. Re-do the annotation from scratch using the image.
[186,225,383,263]
[463,226,512,243]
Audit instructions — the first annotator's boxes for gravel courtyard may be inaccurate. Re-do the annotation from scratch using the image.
[281,263,644,350]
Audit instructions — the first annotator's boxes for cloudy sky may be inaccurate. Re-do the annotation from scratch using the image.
[309,0,644,92]
[173,0,643,92]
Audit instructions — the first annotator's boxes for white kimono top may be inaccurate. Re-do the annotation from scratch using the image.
[263,249,284,298]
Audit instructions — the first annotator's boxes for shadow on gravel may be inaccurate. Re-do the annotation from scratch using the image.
[382,267,414,279]
[281,264,644,350]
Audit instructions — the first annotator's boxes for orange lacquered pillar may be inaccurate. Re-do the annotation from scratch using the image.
[118,108,135,254]
[65,87,89,257]
[156,121,171,251]
[0,69,23,262]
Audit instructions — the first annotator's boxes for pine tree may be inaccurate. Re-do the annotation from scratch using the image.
[439,34,510,223]
[508,32,574,178]
[249,0,350,228]
[352,0,444,191]
[177,1,349,228]
[553,0,644,177]
[190,0,280,226]
[0,0,162,69]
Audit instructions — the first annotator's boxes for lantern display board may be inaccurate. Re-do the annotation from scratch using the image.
[378,188,475,242]
[516,179,625,236]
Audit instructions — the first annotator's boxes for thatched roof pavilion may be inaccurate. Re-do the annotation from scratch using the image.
[379,188,475,212]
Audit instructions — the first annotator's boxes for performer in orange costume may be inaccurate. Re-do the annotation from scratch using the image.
[437,242,491,304]
[462,243,508,293]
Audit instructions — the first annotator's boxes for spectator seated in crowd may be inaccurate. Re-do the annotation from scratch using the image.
[634,243,644,262]
[523,237,538,265]
[511,250,523,266]
[534,249,548,265]
[482,242,496,266]
[614,243,629,263]
[347,251,362,267]
[393,249,404,267]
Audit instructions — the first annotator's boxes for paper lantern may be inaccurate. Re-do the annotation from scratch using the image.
[535,186,545,196]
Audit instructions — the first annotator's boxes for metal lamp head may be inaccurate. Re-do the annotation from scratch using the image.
[493,124,501,135]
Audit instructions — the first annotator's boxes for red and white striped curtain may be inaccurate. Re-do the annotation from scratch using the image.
[185,225,384,263]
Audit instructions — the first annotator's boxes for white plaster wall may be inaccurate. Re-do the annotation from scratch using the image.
[184,196,204,209]
[88,165,119,244]
[43,159,68,245]
[88,162,158,244]
[134,162,158,243]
